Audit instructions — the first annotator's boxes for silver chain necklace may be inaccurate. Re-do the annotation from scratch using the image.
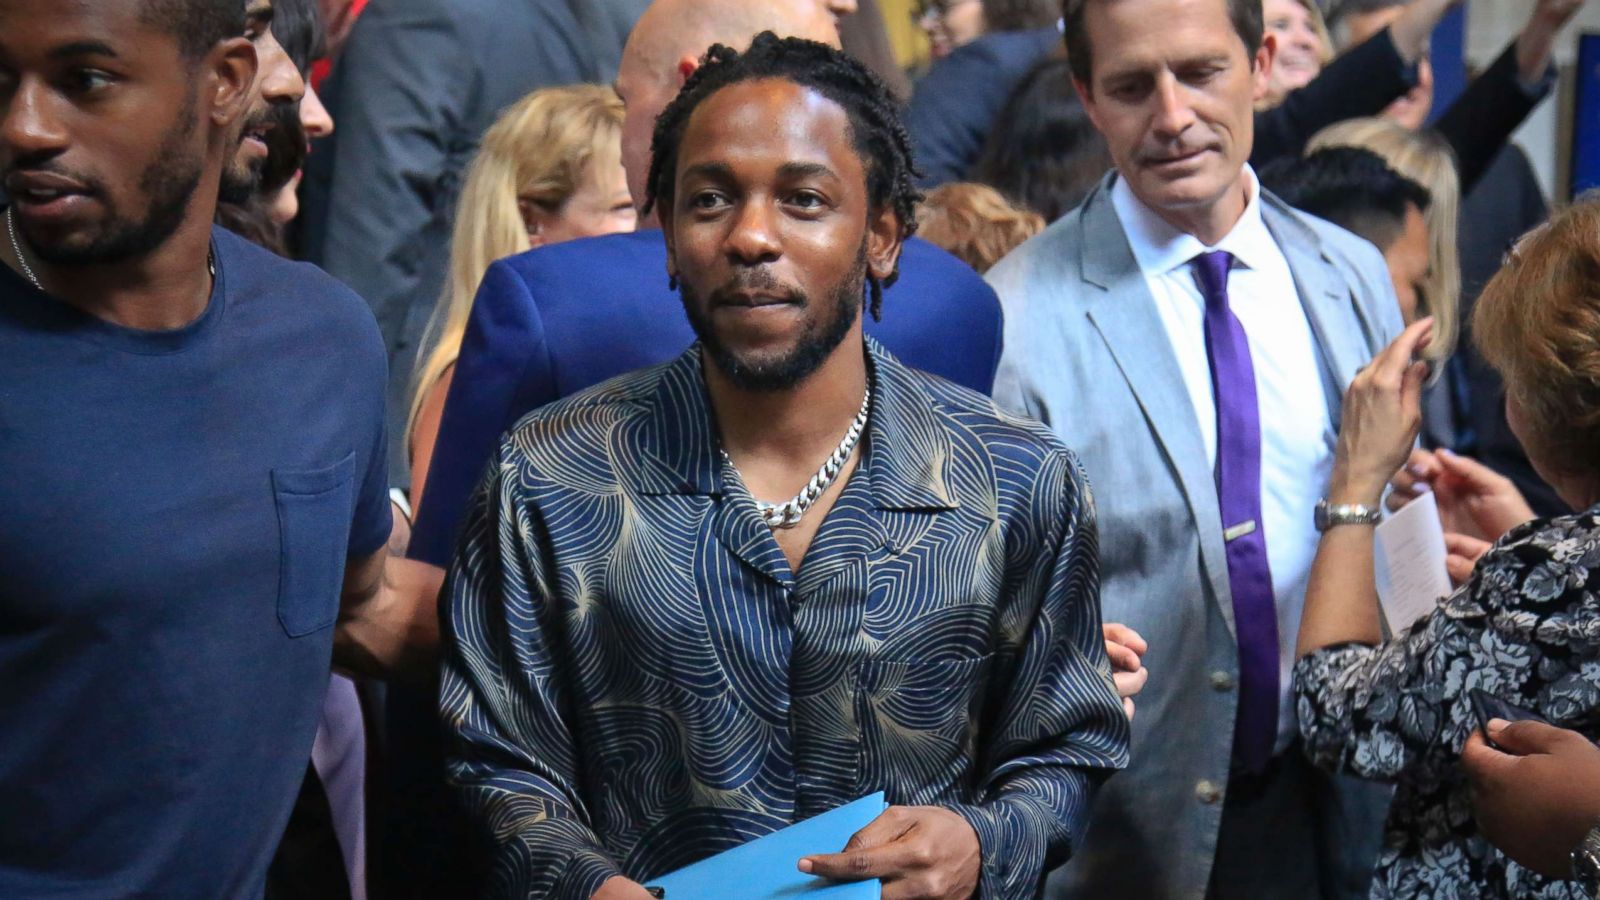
[6,207,214,291]
[722,387,871,529]
[6,208,41,289]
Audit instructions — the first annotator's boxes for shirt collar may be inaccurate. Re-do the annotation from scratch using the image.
[1109,165,1278,278]
[635,337,957,512]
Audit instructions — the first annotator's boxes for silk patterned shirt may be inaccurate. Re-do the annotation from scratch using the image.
[439,340,1130,899]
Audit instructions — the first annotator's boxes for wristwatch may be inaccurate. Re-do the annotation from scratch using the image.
[1572,820,1600,898]
[1314,499,1382,532]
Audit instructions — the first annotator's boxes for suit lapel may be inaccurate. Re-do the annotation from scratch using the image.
[1078,185,1236,636]
[1263,197,1369,427]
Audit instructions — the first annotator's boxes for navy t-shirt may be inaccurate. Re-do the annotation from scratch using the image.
[0,226,391,896]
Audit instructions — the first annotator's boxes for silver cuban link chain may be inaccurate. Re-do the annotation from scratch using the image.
[723,387,871,529]
[6,209,42,290]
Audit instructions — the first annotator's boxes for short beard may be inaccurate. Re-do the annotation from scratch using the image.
[218,108,271,204]
[682,242,867,392]
[28,91,203,267]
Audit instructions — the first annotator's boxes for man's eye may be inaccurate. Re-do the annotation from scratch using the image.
[64,70,114,93]
[789,191,825,210]
[690,191,728,211]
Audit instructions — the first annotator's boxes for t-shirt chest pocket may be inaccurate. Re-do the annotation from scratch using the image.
[271,452,356,637]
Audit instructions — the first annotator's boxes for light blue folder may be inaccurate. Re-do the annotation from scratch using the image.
[648,793,887,898]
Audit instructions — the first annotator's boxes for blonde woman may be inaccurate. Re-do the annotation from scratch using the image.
[1309,117,1460,366]
[1260,0,1334,109]
[407,85,635,507]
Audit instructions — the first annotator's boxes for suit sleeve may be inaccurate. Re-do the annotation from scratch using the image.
[314,0,471,362]
[1433,43,1551,194]
[440,440,623,900]
[939,451,1130,898]
[1251,27,1416,166]
[410,261,556,566]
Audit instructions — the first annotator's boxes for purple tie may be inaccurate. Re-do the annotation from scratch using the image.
[1193,251,1279,773]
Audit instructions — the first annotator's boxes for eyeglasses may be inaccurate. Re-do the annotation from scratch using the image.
[914,0,979,26]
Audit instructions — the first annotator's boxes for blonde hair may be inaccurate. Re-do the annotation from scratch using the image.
[916,183,1045,274]
[1473,196,1600,484]
[1308,117,1460,364]
[1258,0,1335,109]
[407,85,625,447]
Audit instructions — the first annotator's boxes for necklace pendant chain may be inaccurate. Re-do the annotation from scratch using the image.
[723,386,872,530]
[7,208,214,292]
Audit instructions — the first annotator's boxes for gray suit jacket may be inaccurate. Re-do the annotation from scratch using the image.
[987,172,1404,898]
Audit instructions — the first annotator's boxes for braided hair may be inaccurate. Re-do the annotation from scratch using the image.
[643,32,922,321]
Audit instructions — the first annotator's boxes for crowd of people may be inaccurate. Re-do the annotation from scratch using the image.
[4,0,1600,898]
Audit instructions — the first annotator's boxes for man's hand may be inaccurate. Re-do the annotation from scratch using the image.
[1104,622,1149,722]
[799,805,980,899]
[1462,719,1600,878]
[1387,448,1533,540]
[591,875,658,900]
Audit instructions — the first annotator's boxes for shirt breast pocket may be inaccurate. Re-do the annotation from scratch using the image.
[855,653,995,804]
[272,452,356,638]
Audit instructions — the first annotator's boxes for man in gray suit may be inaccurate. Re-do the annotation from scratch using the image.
[986,0,1403,896]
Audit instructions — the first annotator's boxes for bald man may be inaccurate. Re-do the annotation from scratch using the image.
[615,0,842,217]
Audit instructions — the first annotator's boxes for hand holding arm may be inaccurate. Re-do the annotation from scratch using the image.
[1297,318,1434,658]
[1104,623,1149,722]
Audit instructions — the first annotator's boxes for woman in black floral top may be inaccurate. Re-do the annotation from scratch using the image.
[1293,198,1600,899]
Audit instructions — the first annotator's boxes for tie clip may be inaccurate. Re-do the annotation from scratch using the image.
[1223,520,1257,542]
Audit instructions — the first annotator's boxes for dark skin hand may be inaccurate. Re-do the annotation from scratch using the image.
[800,805,981,899]
[1462,719,1600,878]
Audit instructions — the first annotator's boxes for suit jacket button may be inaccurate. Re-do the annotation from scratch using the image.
[1195,779,1223,805]
[1210,671,1236,691]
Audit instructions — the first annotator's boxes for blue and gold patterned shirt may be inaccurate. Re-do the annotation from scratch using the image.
[440,340,1129,899]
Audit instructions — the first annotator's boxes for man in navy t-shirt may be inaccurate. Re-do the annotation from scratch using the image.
[0,0,437,894]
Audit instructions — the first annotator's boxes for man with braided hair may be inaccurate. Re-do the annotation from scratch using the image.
[440,33,1129,900]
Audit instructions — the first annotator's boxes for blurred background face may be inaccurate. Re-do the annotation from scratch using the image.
[521,162,636,248]
[1263,0,1323,101]
[917,0,986,59]
[223,0,306,203]
[1078,0,1269,221]
[1341,6,1432,129]
[1384,202,1430,324]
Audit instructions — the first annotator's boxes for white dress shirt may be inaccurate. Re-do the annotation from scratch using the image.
[1111,169,1335,753]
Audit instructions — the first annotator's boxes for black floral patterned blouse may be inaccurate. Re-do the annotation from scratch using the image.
[1295,505,1600,898]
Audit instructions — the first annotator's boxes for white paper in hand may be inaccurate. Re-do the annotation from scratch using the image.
[1373,491,1453,634]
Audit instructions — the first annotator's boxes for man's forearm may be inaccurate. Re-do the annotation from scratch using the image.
[335,555,444,680]
[942,768,1097,899]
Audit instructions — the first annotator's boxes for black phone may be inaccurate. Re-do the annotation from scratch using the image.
[1468,688,1547,751]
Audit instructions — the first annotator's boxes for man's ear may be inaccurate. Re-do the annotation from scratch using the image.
[206,36,257,132]
[1251,32,1278,103]
[865,204,904,284]
[676,55,699,86]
